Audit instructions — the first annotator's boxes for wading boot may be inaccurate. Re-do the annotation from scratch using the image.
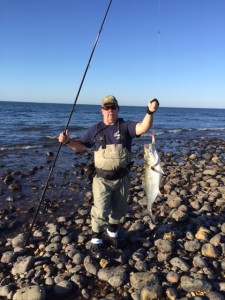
[104,224,118,248]
[90,232,105,259]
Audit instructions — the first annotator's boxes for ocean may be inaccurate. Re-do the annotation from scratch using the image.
[0,101,225,170]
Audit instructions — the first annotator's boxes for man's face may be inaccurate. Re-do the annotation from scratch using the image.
[101,104,119,125]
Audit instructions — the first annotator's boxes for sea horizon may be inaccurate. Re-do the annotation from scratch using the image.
[1,99,225,110]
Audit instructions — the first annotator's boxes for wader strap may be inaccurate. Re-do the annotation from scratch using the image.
[119,120,126,148]
[97,122,107,149]
[97,119,126,149]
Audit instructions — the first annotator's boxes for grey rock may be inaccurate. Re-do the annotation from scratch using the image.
[184,240,201,252]
[201,243,220,258]
[0,285,14,297]
[84,255,99,275]
[1,251,16,264]
[166,271,180,283]
[193,256,209,268]
[45,277,54,286]
[0,221,6,229]
[70,274,86,288]
[203,169,217,176]
[11,233,26,248]
[140,285,163,300]
[73,252,84,265]
[128,220,145,232]
[180,277,212,292]
[155,239,174,253]
[12,285,46,300]
[53,280,74,297]
[171,209,188,222]
[45,243,62,253]
[207,291,225,300]
[98,266,127,287]
[130,272,159,290]
[46,223,58,234]
[12,256,34,275]
[61,236,71,244]
[170,257,190,271]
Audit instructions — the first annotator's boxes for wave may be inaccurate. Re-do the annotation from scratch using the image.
[46,135,57,140]
[20,125,50,132]
[0,145,43,151]
[142,127,225,138]
[197,127,225,131]
[45,135,80,141]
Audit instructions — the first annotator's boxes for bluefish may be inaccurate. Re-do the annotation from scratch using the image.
[144,134,164,223]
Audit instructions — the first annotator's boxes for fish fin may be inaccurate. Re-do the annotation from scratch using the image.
[151,133,155,145]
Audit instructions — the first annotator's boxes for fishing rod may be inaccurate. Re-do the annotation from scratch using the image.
[25,0,113,246]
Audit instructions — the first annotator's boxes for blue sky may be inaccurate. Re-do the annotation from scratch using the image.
[0,0,225,108]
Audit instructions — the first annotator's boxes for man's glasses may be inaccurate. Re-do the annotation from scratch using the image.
[102,105,118,111]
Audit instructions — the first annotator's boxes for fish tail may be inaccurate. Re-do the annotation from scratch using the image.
[149,211,155,224]
[147,204,155,224]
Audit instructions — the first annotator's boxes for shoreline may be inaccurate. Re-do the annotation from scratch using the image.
[0,137,225,299]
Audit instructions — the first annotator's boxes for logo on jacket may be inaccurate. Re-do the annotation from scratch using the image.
[114,130,121,140]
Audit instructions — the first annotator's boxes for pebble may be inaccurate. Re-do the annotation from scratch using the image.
[12,285,46,300]
[180,276,212,293]
[0,138,224,299]
[53,280,74,297]
[98,266,127,287]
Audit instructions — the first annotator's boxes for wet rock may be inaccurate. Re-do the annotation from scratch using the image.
[0,221,6,229]
[8,181,22,191]
[3,175,14,184]
[46,152,54,157]
[5,195,14,202]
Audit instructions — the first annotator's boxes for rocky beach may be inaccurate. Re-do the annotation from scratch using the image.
[0,137,225,300]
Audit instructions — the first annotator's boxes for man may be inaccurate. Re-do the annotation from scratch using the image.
[58,95,159,258]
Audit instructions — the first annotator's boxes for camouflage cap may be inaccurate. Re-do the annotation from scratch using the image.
[101,95,118,107]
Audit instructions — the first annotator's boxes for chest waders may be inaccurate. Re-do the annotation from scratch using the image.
[91,120,132,234]
[94,120,132,179]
